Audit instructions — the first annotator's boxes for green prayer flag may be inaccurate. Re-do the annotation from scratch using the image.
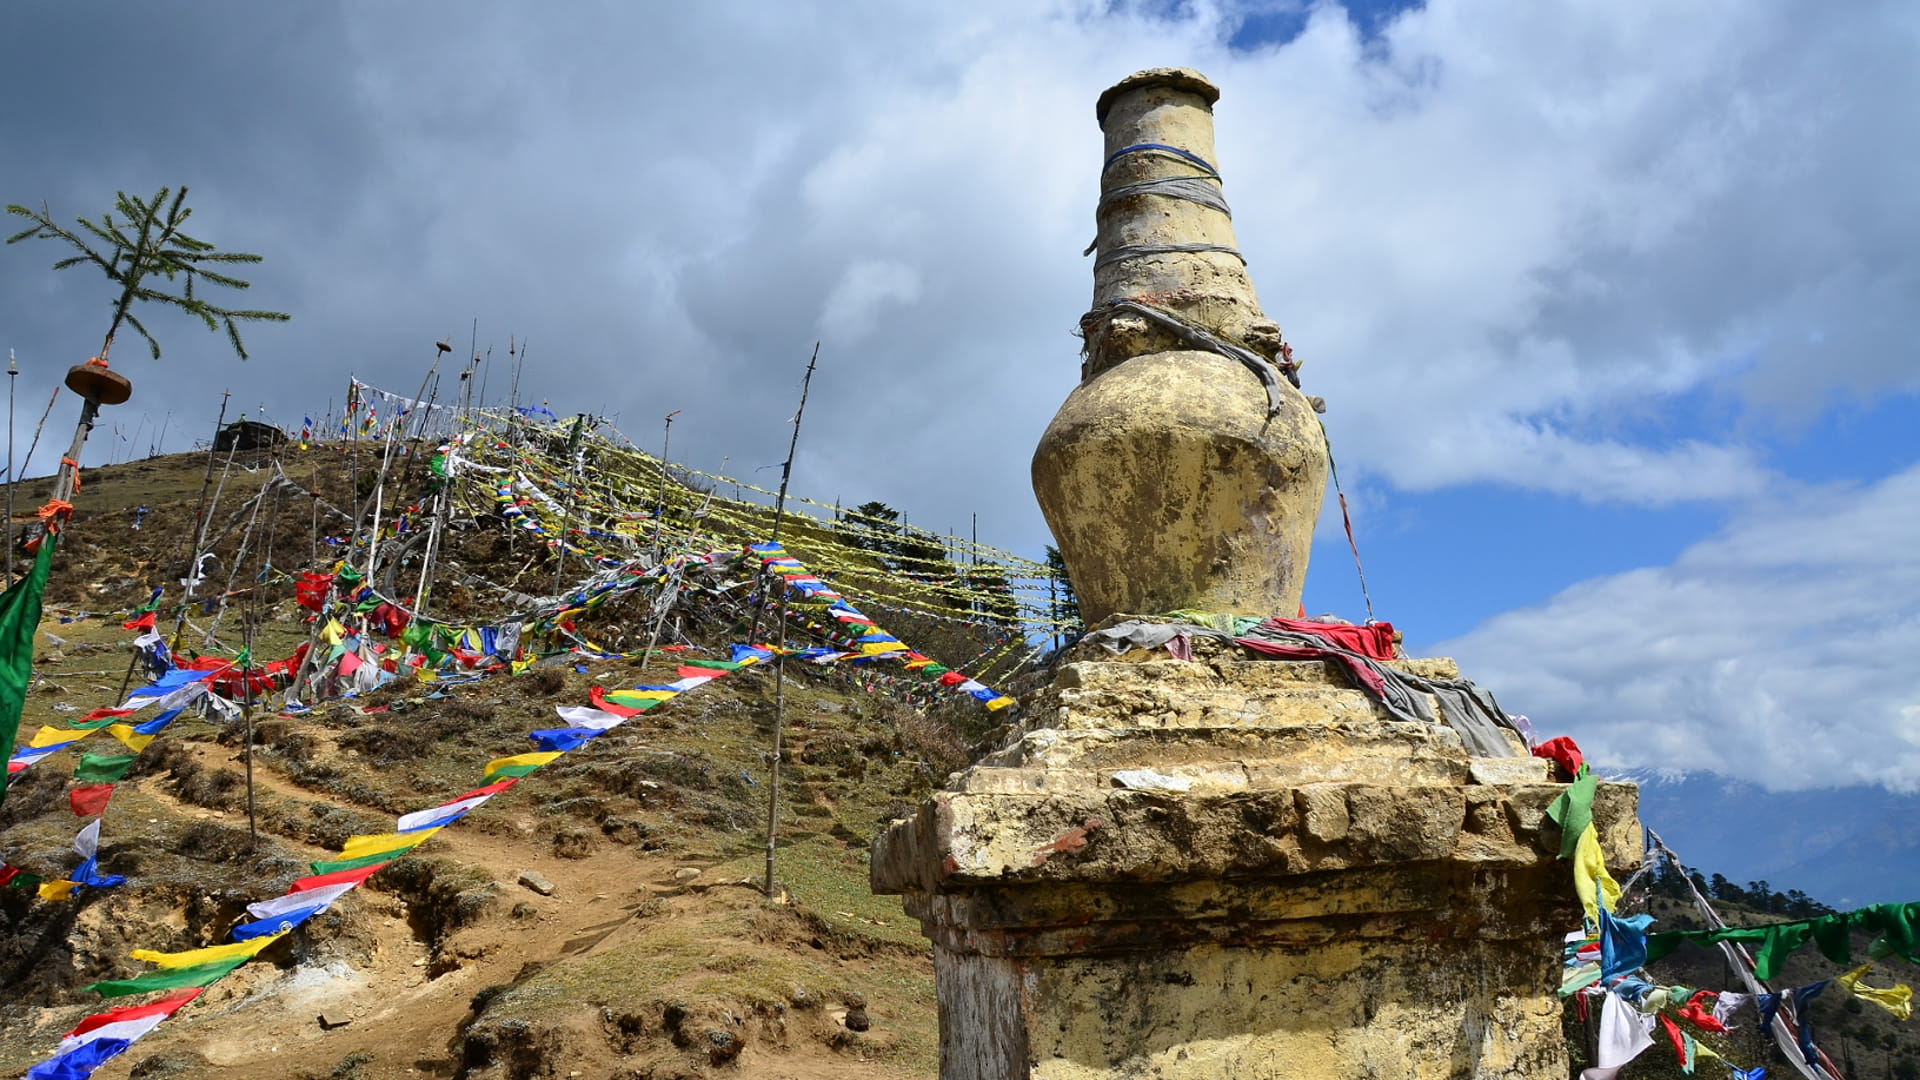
[0,532,57,809]
[74,752,139,784]
[308,849,408,876]
[1544,772,1597,860]
[88,954,250,997]
[682,659,742,671]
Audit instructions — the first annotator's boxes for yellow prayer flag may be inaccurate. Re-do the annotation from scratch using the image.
[131,932,284,969]
[338,826,441,860]
[482,751,561,779]
[1837,964,1913,1020]
[1572,823,1621,923]
[37,879,80,901]
[107,724,155,753]
[322,619,347,646]
[28,727,83,748]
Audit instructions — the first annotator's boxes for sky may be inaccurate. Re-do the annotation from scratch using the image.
[2,0,1917,796]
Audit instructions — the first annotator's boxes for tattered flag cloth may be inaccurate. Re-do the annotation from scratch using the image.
[0,530,58,808]
[120,587,161,632]
[1836,964,1914,1020]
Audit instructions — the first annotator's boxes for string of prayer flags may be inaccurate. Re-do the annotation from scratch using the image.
[1644,900,1920,979]
[745,542,1015,710]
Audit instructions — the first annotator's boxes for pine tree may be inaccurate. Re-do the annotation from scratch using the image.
[1044,544,1081,634]
[7,187,288,506]
[7,186,289,362]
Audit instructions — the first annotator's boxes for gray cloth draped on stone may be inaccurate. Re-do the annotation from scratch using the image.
[1087,620,1522,758]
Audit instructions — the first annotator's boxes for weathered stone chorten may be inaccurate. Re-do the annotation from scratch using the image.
[874,69,1640,1080]
[1032,67,1328,625]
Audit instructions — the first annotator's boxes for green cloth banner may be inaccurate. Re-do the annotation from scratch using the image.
[0,532,58,809]
[1645,901,1920,980]
[87,955,250,998]
[74,752,139,784]
[1544,772,1597,860]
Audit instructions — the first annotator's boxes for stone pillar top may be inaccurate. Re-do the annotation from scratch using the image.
[1095,67,1220,125]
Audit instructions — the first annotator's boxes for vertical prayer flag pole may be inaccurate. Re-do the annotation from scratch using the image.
[747,344,819,650]
[650,409,681,565]
[5,350,15,586]
[763,586,788,903]
[170,391,230,652]
[771,344,818,545]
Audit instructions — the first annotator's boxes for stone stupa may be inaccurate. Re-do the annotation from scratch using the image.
[872,69,1640,1079]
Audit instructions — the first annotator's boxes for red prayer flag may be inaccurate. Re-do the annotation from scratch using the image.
[67,988,203,1036]
[1679,990,1727,1033]
[121,611,157,632]
[588,686,642,718]
[442,778,518,805]
[1658,1014,1687,1062]
[1532,736,1586,780]
[69,783,114,816]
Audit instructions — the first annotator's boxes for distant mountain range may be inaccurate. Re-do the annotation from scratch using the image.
[1604,767,1920,909]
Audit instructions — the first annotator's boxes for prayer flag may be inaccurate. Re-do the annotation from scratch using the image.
[105,725,154,754]
[483,751,561,781]
[87,955,251,997]
[336,826,441,861]
[68,784,114,817]
[0,532,57,809]
[129,932,283,969]
[74,752,137,784]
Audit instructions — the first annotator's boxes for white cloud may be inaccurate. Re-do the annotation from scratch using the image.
[1438,460,1920,791]
[818,260,923,345]
[1,0,1915,552]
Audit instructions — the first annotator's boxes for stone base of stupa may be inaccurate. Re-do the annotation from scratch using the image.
[872,625,1638,1080]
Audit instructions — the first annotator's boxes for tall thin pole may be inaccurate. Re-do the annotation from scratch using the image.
[151,410,170,458]
[770,344,819,544]
[17,385,59,485]
[169,392,231,651]
[651,410,680,563]
[763,587,788,901]
[6,351,16,585]
[748,344,819,649]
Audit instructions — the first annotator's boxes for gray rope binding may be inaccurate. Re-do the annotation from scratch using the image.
[1092,298,1293,418]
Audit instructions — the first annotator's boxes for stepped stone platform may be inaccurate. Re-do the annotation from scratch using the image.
[873,629,1639,1079]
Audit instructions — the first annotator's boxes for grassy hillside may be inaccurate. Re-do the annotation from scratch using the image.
[0,445,995,1080]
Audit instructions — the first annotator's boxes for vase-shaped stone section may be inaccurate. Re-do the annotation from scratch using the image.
[1034,68,1328,624]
